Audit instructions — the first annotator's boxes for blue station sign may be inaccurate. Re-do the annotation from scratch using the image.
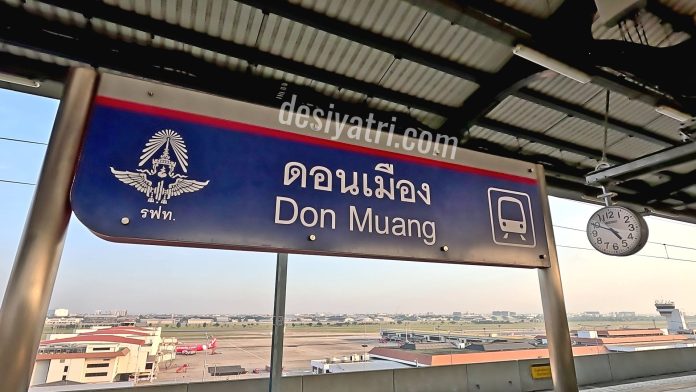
[71,74,551,268]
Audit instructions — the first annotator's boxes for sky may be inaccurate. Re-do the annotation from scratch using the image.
[1,88,696,317]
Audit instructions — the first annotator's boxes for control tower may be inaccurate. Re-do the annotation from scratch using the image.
[655,301,688,334]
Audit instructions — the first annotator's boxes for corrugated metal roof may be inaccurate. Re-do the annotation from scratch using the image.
[645,112,686,141]
[526,73,604,106]
[0,42,83,68]
[660,0,696,16]
[468,125,521,150]
[543,117,624,151]
[257,16,393,84]
[4,0,696,216]
[493,0,564,19]
[485,96,566,132]
[606,135,663,160]
[379,59,477,106]
[296,0,513,73]
[408,13,512,73]
[583,91,662,129]
[295,0,422,40]
[14,0,482,125]
[366,97,445,129]
[521,142,592,167]
[103,0,479,108]
[592,9,688,47]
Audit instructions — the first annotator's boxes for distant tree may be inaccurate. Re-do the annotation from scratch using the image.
[308,323,313,327]
[397,320,403,325]
[203,323,208,328]
[176,322,181,328]
[213,323,220,327]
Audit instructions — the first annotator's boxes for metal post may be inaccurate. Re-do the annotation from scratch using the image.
[269,253,288,392]
[0,67,97,392]
[536,164,579,391]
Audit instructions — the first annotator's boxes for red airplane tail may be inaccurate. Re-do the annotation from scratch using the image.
[208,337,218,354]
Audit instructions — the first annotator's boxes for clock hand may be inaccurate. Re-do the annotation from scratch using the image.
[598,224,622,240]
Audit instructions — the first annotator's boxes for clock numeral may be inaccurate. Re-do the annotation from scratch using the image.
[587,206,646,256]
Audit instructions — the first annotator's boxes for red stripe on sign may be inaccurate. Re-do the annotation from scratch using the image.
[93,96,537,185]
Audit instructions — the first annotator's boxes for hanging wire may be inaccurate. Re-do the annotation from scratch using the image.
[554,224,696,263]
[555,243,696,263]
[622,21,635,43]
[601,90,610,163]
[634,19,645,45]
[0,136,47,145]
[636,11,650,46]
[618,21,628,42]
[0,179,36,186]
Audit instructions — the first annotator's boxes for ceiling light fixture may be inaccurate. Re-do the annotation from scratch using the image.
[655,105,692,123]
[0,72,41,88]
[512,44,591,84]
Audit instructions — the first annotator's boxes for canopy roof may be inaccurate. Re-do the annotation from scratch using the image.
[3,0,696,222]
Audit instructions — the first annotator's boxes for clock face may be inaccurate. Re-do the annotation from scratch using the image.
[586,206,648,256]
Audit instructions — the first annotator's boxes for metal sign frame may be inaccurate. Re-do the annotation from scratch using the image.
[71,72,552,269]
[0,68,578,392]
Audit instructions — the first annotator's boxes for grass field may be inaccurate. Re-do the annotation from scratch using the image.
[153,318,688,342]
[43,317,695,342]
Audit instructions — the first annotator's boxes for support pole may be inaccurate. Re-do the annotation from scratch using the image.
[0,67,97,392]
[536,165,579,391]
[269,253,288,392]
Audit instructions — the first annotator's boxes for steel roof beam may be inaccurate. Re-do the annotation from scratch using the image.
[0,51,68,83]
[546,176,696,223]
[645,1,696,37]
[513,88,675,147]
[405,0,537,45]
[0,52,68,99]
[234,0,490,83]
[462,138,696,218]
[476,118,628,164]
[439,58,541,135]
[586,141,696,184]
[639,169,696,204]
[417,0,676,109]
[32,0,453,117]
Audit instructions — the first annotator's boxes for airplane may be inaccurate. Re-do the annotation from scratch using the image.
[175,337,217,355]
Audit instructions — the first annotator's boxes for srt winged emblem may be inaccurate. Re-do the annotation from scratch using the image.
[110,129,209,204]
